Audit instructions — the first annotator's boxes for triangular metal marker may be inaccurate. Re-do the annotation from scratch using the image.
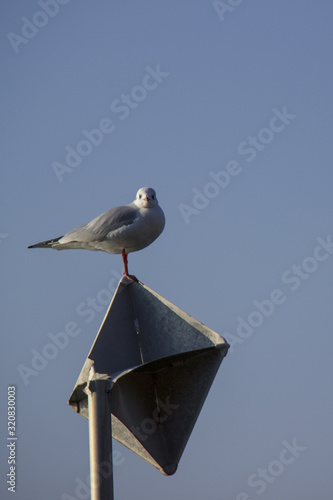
[69,277,229,476]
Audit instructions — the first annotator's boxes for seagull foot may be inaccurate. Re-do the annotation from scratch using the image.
[124,273,139,283]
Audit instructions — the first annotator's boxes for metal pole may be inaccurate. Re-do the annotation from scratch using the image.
[87,377,114,500]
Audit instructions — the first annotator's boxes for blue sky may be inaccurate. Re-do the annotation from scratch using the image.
[1,1,333,498]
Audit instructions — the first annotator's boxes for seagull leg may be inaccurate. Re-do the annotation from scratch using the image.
[121,249,138,283]
[121,248,128,275]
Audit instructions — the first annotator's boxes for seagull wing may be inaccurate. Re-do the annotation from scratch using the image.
[59,204,138,244]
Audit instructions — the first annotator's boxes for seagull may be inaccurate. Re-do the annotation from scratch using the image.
[28,187,165,282]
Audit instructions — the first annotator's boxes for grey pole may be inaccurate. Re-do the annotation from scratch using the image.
[87,374,114,500]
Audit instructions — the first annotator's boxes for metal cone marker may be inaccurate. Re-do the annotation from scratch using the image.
[68,277,229,498]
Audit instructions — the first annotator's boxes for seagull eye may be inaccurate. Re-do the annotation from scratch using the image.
[151,194,155,200]
[138,194,142,199]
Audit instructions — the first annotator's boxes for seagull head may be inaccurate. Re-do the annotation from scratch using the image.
[134,187,159,208]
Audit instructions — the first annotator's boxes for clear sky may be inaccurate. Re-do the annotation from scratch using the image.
[1,1,333,499]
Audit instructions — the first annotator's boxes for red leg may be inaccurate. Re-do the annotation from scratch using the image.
[122,248,129,275]
[121,249,138,283]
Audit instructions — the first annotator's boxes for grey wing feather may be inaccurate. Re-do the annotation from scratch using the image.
[60,205,138,243]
